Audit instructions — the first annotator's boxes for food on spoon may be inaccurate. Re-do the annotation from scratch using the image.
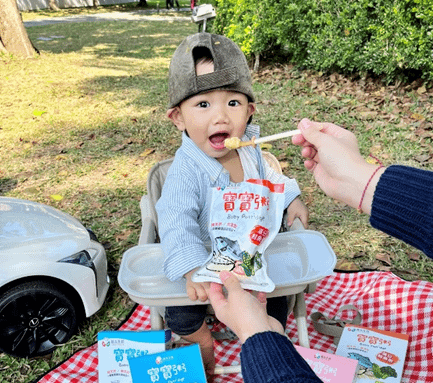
[224,137,242,149]
[225,129,304,149]
[224,136,256,149]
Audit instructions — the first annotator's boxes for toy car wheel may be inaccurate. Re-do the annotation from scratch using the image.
[0,280,79,358]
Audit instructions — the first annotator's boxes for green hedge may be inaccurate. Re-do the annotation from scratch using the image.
[212,0,433,82]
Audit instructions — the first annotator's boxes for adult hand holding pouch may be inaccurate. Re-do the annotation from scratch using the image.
[192,179,285,292]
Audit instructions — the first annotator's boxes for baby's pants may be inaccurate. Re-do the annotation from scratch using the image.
[165,295,289,336]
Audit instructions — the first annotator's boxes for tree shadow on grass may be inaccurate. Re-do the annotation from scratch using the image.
[0,178,18,195]
[26,18,196,58]
[24,18,196,131]
[2,19,191,210]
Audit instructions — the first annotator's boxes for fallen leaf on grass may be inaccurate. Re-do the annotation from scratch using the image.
[348,251,367,259]
[50,194,63,201]
[414,154,432,163]
[411,113,425,121]
[111,139,134,152]
[360,262,379,271]
[279,161,289,170]
[139,148,155,158]
[417,86,427,95]
[33,110,47,117]
[261,99,277,105]
[111,143,128,151]
[115,229,133,242]
[91,201,103,209]
[415,125,433,139]
[259,143,273,150]
[334,259,360,272]
[366,156,380,164]
[408,252,421,261]
[375,252,392,266]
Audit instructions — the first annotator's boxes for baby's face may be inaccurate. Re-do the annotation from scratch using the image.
[174,60,254,159]
[167,60,255,159]
[176,89,254,159]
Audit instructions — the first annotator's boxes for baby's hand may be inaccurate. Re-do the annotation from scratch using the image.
[286,197,309,228]
[185,268,210,302]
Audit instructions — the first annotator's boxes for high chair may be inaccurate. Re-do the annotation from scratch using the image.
[118,152,337,374]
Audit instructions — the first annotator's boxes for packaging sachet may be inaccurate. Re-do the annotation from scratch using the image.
[192,179,285,292]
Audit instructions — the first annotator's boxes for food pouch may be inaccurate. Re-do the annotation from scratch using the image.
[192,179,285,292]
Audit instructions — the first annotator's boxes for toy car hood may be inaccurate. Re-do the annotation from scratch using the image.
[0,197,91,261]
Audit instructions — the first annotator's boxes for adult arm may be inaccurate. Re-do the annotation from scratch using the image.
[241,332,323,383]
[370,165,433,259]
[293,118,433,259]
[207,272,321,383]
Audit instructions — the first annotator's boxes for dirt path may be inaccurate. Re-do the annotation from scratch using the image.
[24,8,191,27]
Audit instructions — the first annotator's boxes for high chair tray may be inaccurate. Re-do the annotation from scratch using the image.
[118,230,337,306]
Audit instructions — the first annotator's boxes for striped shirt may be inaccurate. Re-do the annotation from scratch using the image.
[155,125,301,281]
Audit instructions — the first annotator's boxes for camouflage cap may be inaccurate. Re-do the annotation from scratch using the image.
[168,32,254,108]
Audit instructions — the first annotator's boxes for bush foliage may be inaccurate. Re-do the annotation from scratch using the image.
[213,0,433,82]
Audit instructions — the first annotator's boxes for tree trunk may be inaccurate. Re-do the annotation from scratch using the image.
[93,0,100,8]
[253,53,260,72]
[49,0,61,11]
[0,0,37,58]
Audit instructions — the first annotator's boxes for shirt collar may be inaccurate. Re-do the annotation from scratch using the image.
[180,124,261,184]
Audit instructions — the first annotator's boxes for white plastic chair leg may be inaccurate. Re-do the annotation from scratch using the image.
[214,364,242,375]
[293,292,310,348]
[150,307,164,330]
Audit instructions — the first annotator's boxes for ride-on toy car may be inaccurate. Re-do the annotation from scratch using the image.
[0,197,110,358]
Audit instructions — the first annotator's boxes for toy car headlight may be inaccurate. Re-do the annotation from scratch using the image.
[59,250,95,269]
[58,251,99,295]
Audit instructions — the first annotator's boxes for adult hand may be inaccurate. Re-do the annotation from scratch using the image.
[208,271,284,344]
[292,118,385,214]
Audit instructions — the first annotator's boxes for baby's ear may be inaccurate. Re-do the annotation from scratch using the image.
[247,102,256,118]
[166,107,185,131]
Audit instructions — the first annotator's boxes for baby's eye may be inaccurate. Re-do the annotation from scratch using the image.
[197,101,210,108]
[228,100,241,107]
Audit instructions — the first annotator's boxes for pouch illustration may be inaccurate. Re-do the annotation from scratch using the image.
[192,179,285,292]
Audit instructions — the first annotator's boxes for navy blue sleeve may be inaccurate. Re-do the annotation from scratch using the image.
[370,165,433,259]
[240,332,322,383]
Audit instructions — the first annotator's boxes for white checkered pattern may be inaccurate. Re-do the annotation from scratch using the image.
[37,272,433,383]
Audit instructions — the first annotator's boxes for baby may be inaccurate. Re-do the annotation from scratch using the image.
[156,32,309,374]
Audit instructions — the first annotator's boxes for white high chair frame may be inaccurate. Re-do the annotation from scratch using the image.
[135,153,316,374]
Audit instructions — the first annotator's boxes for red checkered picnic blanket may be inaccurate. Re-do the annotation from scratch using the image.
[36,272,433,383]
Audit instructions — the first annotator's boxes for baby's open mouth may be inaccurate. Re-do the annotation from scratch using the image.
[209,132,229,149]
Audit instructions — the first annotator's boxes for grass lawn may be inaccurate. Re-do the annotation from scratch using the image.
[1,6,433,382]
